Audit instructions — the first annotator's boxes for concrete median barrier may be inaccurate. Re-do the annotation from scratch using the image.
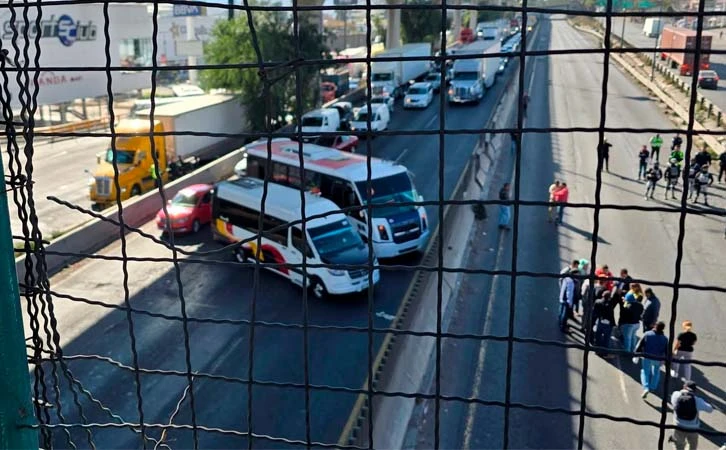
[14,149,245,282]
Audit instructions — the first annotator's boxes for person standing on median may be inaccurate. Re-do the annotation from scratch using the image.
[650,133,664,161]
[498,183,511,230]
[669,381,714,450]
[641,288,661,333]
[637,321,669,399]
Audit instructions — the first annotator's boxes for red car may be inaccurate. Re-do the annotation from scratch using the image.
[155,184,213,234]
[312,134,359,153]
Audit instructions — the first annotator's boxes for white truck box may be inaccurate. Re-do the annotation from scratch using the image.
[371,43,431,97]
[136,94,246,161]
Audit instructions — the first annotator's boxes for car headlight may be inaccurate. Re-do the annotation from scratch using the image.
[448,88,454,95]
[328,268,346,276]
[377,224,390,241]
[120,187,127,194]
[87,177,96,187]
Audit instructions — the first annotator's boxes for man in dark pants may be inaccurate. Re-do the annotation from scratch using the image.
[641,288,661,333]
[593,291,616,358]
[598,139,612,172]
[719,149,726,183]
[559,268,578,333]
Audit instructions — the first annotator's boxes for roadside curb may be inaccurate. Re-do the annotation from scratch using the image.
[570,21,724,155]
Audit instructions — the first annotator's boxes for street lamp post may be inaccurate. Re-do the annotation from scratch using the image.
[650,1,664,81]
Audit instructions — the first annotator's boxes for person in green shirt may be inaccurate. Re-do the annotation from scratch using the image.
[649,133,663,161]
[150,163,159,188]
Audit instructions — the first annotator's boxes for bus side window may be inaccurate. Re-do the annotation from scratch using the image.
[291,227,314,258]
[330,179,360,210]
[263,214,288,245]
[272,162,288,184]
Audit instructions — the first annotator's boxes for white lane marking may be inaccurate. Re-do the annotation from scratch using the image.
[395,148,410,164]
[375,311,396,321]
[49,150,68,159]
[425,114,438,129]
[615,353,630,404]
[528,54,538,94]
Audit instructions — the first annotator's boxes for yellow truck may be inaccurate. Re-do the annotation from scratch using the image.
[88,94,245,210]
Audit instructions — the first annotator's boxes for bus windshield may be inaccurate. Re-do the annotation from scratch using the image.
[355,172,417,218]
[308,219,365,261]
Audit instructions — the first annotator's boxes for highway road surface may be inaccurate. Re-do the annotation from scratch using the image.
[409,15,726,449]
[29,52,524,448]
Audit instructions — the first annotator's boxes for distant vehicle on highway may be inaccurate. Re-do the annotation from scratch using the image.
[237,139,430,258]
[698,70,719,89]
[349,104,390,134]
[497,58,507,75]
[659,26,713,76]
[301,108,342,135]
[404,82,434,109]
[424,72,442,92]
[369,94,395,113]
[643,18,663,38]
[156,184,213,234]
[212,177,380,299]
[447,38,500,104]
[88,94,245,211]
[371,43,431,98]
[310,134,359,153]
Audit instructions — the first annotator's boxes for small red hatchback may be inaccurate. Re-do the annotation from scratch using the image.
[156,184,213,234]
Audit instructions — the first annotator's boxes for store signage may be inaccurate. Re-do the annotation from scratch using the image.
[173,5,206,17]
[2,14,97,47]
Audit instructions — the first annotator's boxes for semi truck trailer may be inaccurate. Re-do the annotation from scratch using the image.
[659,26,713,76]
[370,43,431,98]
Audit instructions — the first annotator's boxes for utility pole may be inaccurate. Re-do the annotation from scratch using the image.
[228,0,233,20]
[650,0,663,80]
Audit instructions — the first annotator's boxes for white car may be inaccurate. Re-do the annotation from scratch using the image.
[370,94,395,113]
[404,82,434,109]
[349,104,390,136]
[424,72,442,92]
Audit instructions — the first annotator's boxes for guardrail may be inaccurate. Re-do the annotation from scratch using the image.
[14,149,245,282]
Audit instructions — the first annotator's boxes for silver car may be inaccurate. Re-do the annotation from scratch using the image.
[424,72,442,92]
[369,95,395,113]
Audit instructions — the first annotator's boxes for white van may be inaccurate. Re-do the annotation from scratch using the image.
[212,177,380,298]
[349,104,390,135]
[301,108,341,135]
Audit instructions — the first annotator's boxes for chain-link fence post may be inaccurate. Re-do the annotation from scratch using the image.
[0,157,38,449]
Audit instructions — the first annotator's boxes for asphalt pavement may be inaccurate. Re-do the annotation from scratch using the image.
[409,15,726,449]
[31,57,520,448]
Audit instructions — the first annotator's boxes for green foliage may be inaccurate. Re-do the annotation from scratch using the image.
[201,12,328,131]
[401,0,446,44]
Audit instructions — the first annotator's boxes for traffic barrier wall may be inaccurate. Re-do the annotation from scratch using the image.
[14,149,245,282]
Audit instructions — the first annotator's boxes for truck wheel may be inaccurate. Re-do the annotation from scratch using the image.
[309,277,328,300]
[234,247,249,263]
[130,185,142,197]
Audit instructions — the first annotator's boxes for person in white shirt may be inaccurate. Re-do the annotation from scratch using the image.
[548,180,561,223]
[670,381,714,450]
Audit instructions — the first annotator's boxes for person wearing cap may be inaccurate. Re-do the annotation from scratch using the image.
[672,321,698,382]
[670,380,713,450]
[636,321,668,399]
[618,284,644,355]
[641,288,661,333]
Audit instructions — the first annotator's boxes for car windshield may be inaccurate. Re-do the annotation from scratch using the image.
[408,87,426,95]
[315,135,337,147]
[105,149,136,165]
[171,191,198,207]
[308,219,364,259]
[370,97,385,104]
[354,111,370,121]
[355,172,417,218]
[425,74,440,81]
[454,71,478,80]
[302,117,323,127]
[372,73,392,82]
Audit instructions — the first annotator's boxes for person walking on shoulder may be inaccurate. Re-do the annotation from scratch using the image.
[498,183,512,230]
[641,288,661,333]
[650,133,664,161]
[645,162,663,200]
[547,180,561,223]
[672,321,698,381]
[638,145,650,180]
[553,182,569,225]
[669,381,713,450]
[637,321,669,399]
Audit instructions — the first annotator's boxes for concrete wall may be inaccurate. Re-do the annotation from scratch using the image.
[15,149,245,282]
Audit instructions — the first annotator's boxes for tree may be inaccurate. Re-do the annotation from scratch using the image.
[201,12,328,131]
[401,0,446,44]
